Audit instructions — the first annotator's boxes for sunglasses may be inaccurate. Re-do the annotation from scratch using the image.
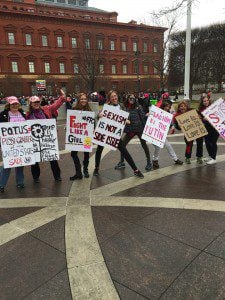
[129,98,135,101]
[33,101,40,104]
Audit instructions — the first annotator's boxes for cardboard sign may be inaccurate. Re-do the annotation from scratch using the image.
[27,119,59,162]
[65,110,95,152]
[175,109,208,142]
[93,104,129,150]
[202,98,225,139]
[0,122,35,168]
[142,106,173,148]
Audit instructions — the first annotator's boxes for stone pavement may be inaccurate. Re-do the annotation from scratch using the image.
[1,125,225,299]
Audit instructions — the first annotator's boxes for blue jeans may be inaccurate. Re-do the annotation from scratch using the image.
[0,166,24,188]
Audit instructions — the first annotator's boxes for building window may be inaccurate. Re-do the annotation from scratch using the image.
[144,65,148,74]
[112,64,116,74]
[59,62,65,73]
[121,41,126,51]
[57,36,63,47]
[122,64,127,74]
[11,61,18,73]
[42,35,48,47]
[154,43,158,53]
[8,32,15,45]
[28,61,35,73]
[97,39,103,50]
[153,66,158,74]
[143,42,148,53]
[25,33,32,46]
[134,61,138,74]
[99,64,104,74]
[71,37,77,48]
[44,62,50,73]
[133,42,138,52]
[110,40,115,51]
[85,38,90,49]
[74,63,79,74]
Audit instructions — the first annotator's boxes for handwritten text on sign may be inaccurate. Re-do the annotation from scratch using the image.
[93,104,129,150]
[175,109,208,142]
[142,106,173,148]
[27,119,59,162]
[0,122,35,168]
[65,110,95,152]
[202,98,225,139]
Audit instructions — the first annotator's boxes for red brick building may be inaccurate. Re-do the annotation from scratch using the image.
[0,0,166,96]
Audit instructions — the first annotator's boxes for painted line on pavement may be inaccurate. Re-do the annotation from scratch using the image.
[90,154,225,200]
[0,197,68,208]
[0,206,66,246]
[92,196,225,212]
[65,147,119,299]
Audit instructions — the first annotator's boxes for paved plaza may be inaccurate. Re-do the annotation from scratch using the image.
[1,124,225,299]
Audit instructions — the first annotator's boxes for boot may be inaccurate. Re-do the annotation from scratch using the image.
[153,160,159,170]
[70,162,83,180]
[83,160,89,178]
[145,160,152,171]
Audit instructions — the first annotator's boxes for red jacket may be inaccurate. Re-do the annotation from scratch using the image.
[27,96,66,119]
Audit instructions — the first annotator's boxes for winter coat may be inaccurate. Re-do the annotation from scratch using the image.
[123,105,146,133]
[26,96,66,119]
[0,109,26,123]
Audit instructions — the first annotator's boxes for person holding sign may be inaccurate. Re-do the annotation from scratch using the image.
[198,96,219,165]
[93,90,144,178]
[152,100,183,169]
[0,97,26,192]
[27,89,66,182]
[172,101,204,164]
[69,93,92,180]
[114,94,152,171]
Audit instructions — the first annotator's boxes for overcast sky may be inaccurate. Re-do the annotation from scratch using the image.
[89,0,225,30]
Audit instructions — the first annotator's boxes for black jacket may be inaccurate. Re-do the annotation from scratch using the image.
[0,109,26,123]
[124,105,146,133]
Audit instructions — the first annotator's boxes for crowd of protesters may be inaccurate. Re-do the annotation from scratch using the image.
[0,88,221,192]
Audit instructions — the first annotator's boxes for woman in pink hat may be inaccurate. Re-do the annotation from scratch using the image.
[0,96,26,192]
[26,89,66,182]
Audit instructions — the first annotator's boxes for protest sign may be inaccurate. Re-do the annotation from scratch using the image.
[36,80,46,92]
[93,104,129,150]
[175,109,208,142]
[65,110,95,152]
[27,119,59,162]
[0,122,35,168]
[142,106,173,148]
[202,98,225,139]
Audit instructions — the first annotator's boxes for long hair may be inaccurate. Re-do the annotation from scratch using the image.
[73,93,92,111]
[198,96,211,111]
[123,94,138,109]
[106,90,118,104]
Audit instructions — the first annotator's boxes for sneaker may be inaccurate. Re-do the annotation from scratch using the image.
[134,170,144,178]
[114,162,126,169]
[55,177,62,181]
[197,157,204,164]
[70,174,83,181]
[185,158,191,164]
[145,162,152,171]
[17,184,25,189]
[0,186,4,193]
[174,159,183,165]
[83,169,89,178]
[152,160,159,170]
[204,157,211,162]
[93,168,99,176]
[206,158,216,165]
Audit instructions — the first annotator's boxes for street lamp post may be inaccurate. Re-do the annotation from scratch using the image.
[184,0,192,100]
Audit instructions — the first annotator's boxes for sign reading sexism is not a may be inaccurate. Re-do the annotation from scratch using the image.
[93,104,129,150]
